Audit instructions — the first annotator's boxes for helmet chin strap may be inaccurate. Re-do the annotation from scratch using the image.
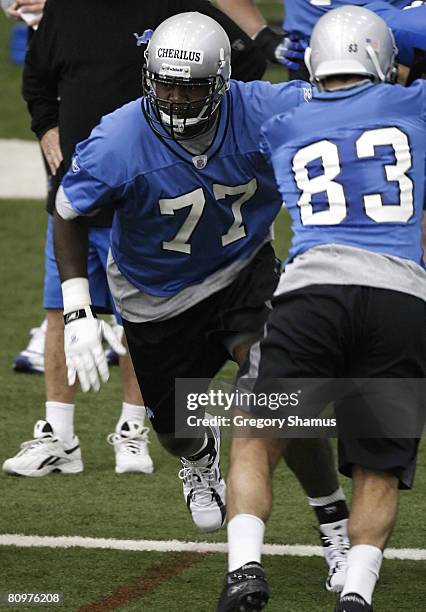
[366,44,387,82]
[304,47,315,83]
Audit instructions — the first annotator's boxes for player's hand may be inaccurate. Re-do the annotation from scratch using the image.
[253,26,307,71]
[64,307,127,393]
[274,34,308,71]
[40,127,63,176]
[12,0,45,11]
[4,2,21,19]
[6,0,45,26]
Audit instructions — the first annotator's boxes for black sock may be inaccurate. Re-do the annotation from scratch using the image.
[314,499,349,525]
[185,431,215,462]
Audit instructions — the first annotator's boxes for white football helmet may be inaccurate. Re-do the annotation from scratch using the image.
[142,12,231,139]
[305,5,397,84]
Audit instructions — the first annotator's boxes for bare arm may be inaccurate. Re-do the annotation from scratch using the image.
[53,208,126,392]
[53,210,88,283]
[215,0,306,71]
[215,0,265,37]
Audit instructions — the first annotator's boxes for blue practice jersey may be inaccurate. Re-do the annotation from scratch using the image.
[367,1,426,65]
[261,80,426,266]
[283,0,410,41]
[62,80,311,296]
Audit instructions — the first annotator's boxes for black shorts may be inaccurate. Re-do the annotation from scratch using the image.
[122,243,280,434]
[244,285,426,488]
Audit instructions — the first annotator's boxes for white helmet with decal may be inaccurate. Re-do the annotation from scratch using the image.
[143,12,231,138]
[305,5,397,84]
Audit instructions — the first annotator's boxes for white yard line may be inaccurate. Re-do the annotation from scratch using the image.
[0,139,47,199]
[0,534,425,561]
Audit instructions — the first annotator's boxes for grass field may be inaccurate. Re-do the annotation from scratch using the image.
[0,12,32,139]
[1,4,425,612]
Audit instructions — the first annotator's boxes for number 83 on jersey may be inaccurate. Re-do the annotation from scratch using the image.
[292,126,414,225]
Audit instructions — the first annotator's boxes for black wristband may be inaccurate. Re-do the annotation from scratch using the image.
[64,306,97,325]
[253,26,285,64]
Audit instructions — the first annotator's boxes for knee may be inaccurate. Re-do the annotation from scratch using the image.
[353,465,398,494]
[230,436,285,472]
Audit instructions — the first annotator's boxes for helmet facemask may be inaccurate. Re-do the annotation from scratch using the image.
[142,68,227,140]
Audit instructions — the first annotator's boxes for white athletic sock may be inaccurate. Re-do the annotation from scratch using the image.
[45,402,75,444]
[228,514,265,572]
[117,402,146,431]
[342,544,383,604]
[307,486,346,507]
[116,402,146,431]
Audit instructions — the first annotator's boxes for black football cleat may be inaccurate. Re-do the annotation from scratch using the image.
[217,562,269,611]
[334,593,373,611]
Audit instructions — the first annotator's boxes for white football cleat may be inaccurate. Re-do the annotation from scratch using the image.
[13,319,47,374]
[13,317,120,373]
[2,420,83,477]
[320,518,350,592]
[107,420,154,474]
[179,413,226,533]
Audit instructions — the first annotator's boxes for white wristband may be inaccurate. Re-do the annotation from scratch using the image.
[252,24,268,40]
[62,277,92,314]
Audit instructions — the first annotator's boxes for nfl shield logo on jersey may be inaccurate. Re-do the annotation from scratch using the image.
[192,155,208,170]
[71,156,80,173]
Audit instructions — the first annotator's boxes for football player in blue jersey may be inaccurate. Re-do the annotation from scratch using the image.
[218,7,425,612]
[367,1,426,79]
[51,11,352,573]
[217,0,426,80]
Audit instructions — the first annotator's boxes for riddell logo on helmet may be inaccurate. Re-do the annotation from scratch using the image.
[156,47,204,64]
